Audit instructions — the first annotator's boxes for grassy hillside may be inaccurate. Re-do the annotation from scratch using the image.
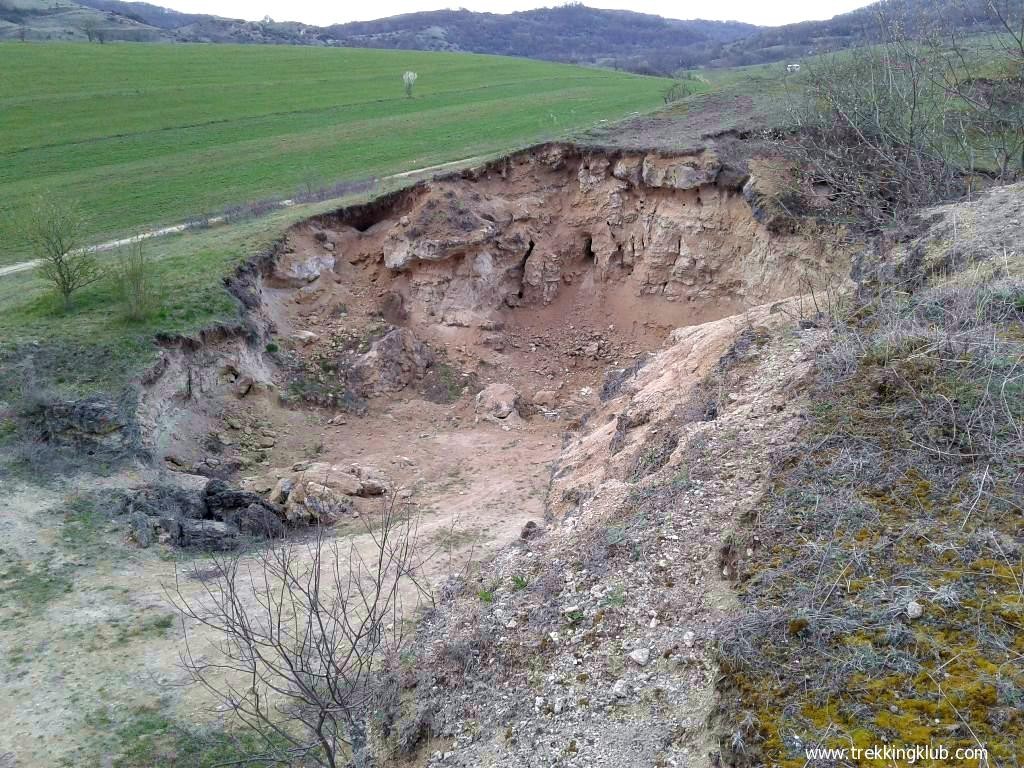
[0,42,668,266]
[0,0,163,41]
[0,195,351,394]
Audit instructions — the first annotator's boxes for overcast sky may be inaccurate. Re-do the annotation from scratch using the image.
[157,1,873,27]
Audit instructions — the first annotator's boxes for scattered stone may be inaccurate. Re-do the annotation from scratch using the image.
[349,328,434,396]
[222,503,286,538]
[520,520,542,540]
[269,477,295,505]
[173,519,241,550]
[291,330,320,346]
[475,382,520,419]
[286,482,352,523]
[204,480,285,538]
[41,394,127,447]
[532,389,558,408]
[628,648,651,667]
[612,680,630,699]
[270,251,336,287]
[352,464,389,496]
[233,376,254,399]
[906,600,924,620]
[164,454,189,469]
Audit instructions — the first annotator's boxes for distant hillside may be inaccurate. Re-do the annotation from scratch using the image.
[0,0,324,43]
[712,0,1019,67]
[323,5,757,74]
[0,0,166,41]
[68,0,205,28]
[0,1,756,73]
[1,0,1019,75]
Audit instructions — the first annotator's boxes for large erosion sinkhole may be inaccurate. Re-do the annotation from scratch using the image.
[142,143,844,566]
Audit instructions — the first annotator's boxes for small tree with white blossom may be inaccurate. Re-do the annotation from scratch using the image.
[402,71,418,98]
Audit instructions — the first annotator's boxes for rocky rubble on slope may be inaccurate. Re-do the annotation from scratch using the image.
[389,304,825,767]
[474,382,522,420]
[348,328,434,396]
[122,479,285,549]
[122,456,397,549]
[269,460,391,522]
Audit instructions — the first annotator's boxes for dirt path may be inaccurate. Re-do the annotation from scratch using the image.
[0,156,486,279]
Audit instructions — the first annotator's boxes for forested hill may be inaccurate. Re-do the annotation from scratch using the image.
[324,5,757,74]
[2,0,1018,75]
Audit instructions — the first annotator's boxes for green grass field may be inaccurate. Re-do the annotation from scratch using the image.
[0,187,384,396]
[0,42,668,266]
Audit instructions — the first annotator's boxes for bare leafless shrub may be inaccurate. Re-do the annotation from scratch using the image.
[81,18,103,43]
[114,241,155,322]
[781,3,1024,228]
[169,498,432,767]
[402,71,418,98]
[24,199,101,311]
[781,28,961,227]
[929,0,1024,179]
[294,177,377,204]
[184,213,212,230]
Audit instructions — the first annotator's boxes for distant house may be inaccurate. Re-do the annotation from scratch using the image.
[786,63,801,72]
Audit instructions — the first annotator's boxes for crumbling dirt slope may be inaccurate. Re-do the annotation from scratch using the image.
[390,303,828,767]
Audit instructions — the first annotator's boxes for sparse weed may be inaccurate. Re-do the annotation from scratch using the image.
[603,585,625,607]
[718,266,1024,765]
[77,702,277,768]
[114,241,156,322]
[0,559,74,622]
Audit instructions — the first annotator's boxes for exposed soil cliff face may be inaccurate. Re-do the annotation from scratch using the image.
[137,144,845,478]
[129,142,849,544]
[278,144,834,334]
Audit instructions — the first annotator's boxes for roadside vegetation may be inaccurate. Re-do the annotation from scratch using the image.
[0,183,392,401]
[721,202,1024,767]
[716,6,1024,763]
[22,197,99,310]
